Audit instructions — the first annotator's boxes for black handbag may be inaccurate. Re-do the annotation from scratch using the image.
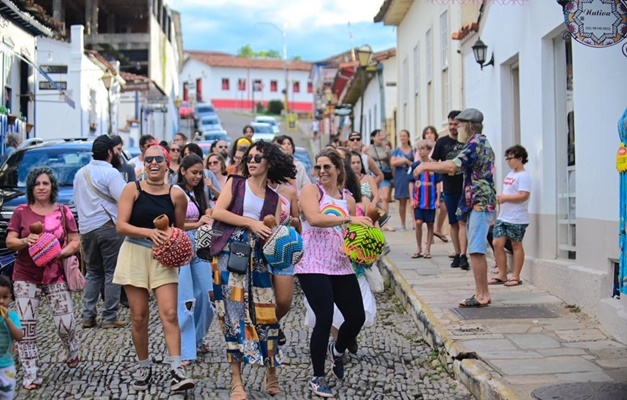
[227,241,252,274]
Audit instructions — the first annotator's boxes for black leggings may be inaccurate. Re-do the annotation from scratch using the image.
[297,273,365,377]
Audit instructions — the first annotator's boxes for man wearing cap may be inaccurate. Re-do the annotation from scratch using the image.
[412,108,496,307]
[74,135,128,328]
[346,131,384,185]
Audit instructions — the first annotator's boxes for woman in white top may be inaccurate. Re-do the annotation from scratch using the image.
[489,145,531,287]
[205,152,228,202]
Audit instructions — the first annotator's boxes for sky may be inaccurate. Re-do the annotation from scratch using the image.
[175,0,397,61]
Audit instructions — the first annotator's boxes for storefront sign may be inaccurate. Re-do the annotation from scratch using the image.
[40,65,68,74]
[563,0,627,48]
[39,81,67,90]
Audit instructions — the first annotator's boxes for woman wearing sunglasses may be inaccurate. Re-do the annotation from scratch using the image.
[205,153,228,204]
[210,141,296,400]
[113,144,195,393]
[296,148,372,398]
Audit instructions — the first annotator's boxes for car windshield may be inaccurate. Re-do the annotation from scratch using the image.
[253,124,273,134]
[0,147,92,188]
[256,118,277,126]
[202,118,219,125]
[197,105,215,113]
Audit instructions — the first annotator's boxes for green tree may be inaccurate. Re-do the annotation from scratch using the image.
[291,55,302,61]
[266,50,281,59]
[236,44,255,58]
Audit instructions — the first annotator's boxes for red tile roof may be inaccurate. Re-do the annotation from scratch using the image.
[452,23,479,41]
[186,50,312,71]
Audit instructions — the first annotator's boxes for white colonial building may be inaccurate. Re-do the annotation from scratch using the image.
[455,2,627,342]
[374,1,465,143]
[181,51,312,113]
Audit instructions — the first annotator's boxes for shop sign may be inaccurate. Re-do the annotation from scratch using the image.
[39,81,67,90]
[563,0,627,48]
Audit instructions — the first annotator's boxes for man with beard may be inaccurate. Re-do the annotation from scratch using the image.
[412,109,496,308]
[431,111,469,270]
[111,135,136,183]
[74,135,128,328]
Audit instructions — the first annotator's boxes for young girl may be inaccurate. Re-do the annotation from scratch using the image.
[0,275,23,399]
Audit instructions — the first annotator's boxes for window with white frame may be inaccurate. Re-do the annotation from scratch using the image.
[425,29,433,84]
[402,57,408,104]
[440,11,449,69]
[413,43,420,95]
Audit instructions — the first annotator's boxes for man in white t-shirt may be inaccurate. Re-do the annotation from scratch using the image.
[489,145,531,287]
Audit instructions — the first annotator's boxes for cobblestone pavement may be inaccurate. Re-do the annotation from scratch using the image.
[14,280,473,399]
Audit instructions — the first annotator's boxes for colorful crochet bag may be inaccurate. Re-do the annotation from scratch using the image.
[343,224,385,265]
[28,222,62,267]
[263,224,304,270]
[152,214,193,268]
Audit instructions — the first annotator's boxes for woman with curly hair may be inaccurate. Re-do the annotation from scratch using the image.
[210,140,296,400]
[6,167,81,390]
[297,148,372,398]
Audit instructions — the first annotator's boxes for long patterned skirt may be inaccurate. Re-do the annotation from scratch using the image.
[212,228,280,366]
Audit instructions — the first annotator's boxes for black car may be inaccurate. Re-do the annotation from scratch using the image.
[0,141,93,268]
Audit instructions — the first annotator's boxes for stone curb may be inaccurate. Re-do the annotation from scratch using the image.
[379,256,521,400]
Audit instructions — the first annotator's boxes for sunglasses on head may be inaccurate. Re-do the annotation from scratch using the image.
[246,154,265,163]
[144,156,165,164]
[313,164,333,172]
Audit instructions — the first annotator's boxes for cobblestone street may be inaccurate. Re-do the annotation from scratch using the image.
[14,278,472,399]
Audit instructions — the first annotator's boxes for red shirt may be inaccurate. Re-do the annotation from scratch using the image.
[8,204,78,285]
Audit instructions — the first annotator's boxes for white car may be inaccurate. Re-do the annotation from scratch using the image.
[251,122,276,142]
[253,116,280,134]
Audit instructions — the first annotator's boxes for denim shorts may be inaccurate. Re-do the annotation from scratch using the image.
[268,263,294,276]
[493,220,528,242]
[442,193,462,224]
[413,208,436,223]
[467,210,495,255]
[379,179,392,188]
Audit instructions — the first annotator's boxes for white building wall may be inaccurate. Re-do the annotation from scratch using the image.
[396,3,463,144]
[460,1,627,342]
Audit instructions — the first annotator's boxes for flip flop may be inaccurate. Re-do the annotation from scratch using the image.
[423,254,432,259]
[459,295,489,308]
[488,277,507,285]
[411,252,424,259]
[434,232,449,243]
[504,279,523,287]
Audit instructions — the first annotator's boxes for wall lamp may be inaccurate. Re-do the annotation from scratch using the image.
[472,38,494,70]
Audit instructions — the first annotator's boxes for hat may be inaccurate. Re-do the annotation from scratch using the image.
[348,132,362,140]
[456,108,484,123]
[92,134,115,157]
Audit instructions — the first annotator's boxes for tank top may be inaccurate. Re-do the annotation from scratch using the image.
[295,184,353,275]
[368,144,390,170]
[270,185,291,224]
[360,178,373,201]
[129,181,176,229]
[242,180,265,220]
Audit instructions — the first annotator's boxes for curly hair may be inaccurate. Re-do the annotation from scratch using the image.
[26,166,59,204]
[177,154,207,215]
[241,140,296,184]
[505,144,529,164]
[315,148,346,188]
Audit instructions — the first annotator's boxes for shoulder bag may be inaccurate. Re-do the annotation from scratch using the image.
[373,146,393,181]
[59,206,85,292]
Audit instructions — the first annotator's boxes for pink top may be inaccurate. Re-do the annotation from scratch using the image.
[294,184,353,276]
[8,204,78,284]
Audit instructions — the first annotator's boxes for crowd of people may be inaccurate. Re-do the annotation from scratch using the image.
[0,107,531,399]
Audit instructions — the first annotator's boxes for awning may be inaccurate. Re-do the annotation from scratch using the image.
[0,41,75,109]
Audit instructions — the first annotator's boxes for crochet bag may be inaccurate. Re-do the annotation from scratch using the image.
[343,224,385,265]
[28,223,62,268]
[152,214,193,268]
[263,224,304,271]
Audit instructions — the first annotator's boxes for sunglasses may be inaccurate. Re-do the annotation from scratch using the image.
[170,148,180,152]
[217,145,228,149]
[246,154,265,164]
[208,160,220,166]
[144,156,166,164]
[313,164,333,172]
[348,137,361,142]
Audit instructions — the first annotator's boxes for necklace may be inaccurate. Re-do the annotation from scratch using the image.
[146,180,165,187]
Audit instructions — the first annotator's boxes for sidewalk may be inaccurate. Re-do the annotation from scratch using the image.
[379,203,627,400]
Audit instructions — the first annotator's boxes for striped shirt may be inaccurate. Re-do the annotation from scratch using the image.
[409,161,442,210]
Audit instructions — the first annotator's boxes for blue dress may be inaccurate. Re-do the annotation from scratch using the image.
[391,147,414,199]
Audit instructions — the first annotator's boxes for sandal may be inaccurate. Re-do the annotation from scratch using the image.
[488,277,507,285]
[66,356,79,368]
[504,279,523,287]
[411,252,424,259]
[459,295,489,308]
[423,253,432,259]
[263,370,280,395]
[434,232,449,242]
[23,383,40,391]
[230,383,247,400]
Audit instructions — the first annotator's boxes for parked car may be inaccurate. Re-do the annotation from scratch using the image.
[0,142,93,265]
[195,103,217,118]
[253,116,280,134]
[202,131,231,148]
[294,146,314,181]
[251,122,275,142]
[198,115,223,132]
[179,101,194,119]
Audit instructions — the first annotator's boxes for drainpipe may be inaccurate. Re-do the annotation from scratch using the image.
[376,62,386,130]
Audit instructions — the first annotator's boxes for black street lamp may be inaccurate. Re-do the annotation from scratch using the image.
[472,38,494,70]
[356,44,373,133]
[102,70,114,134]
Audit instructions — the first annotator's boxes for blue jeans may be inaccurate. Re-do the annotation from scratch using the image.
[81,224,124,324]
[467,211,495,255]
[178,230,214,361]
